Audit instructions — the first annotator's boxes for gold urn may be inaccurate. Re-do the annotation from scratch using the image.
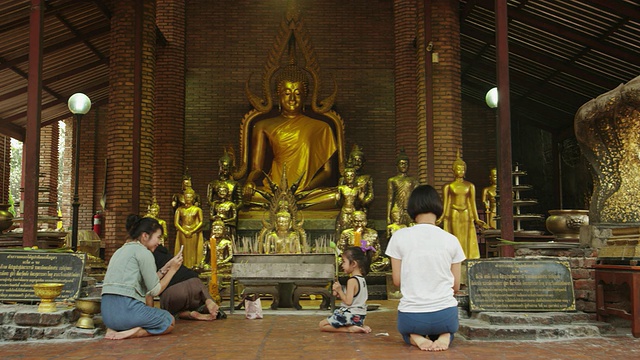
[75,297,101,329]
[33,283,64,313]
[545,209,589,240]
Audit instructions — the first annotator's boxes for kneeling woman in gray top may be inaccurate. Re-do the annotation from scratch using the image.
[101,214,183,340]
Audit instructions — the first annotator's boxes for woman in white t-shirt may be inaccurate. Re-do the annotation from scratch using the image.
[385,185,465,352]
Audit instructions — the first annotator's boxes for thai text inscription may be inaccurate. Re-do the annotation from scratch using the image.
[467,259,575,312]
[0,251,86,301]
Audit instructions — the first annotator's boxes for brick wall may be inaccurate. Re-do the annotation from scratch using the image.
[185,0,396,221]
[104,0,157,260]
[155,0,185,251]
[462,97,497,203]
[0,135,9,204]
[38,124,58,219]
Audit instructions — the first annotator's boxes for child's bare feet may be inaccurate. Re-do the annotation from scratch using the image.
[428,333,451,351]
[409,334,433,351]
[347,325,372,333]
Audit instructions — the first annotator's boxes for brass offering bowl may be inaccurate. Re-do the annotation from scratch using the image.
[33,283,64,313]
[75,297,101,329]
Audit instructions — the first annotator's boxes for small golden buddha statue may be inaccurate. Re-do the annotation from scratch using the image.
[387,149,419,237]
[200,218,233,275]
[348,144,374,213]
[338,211,388,272]
[262,210,304,254]
[174,187,204,268]
[210,182,238,239]
[207,149,241,211]
[481,168,498,229]
[335,165,362,238]
[172,169,202,212]
[437,151,486,259]
[144,197,168,246]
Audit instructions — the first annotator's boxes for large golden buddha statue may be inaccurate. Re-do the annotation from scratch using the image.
[234,7,346,210]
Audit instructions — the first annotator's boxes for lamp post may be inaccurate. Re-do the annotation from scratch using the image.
[68,93,91,251]
[485,87,498,109]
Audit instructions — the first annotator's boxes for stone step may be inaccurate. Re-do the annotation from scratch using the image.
[458,312,617,341]
[0,304,103,342]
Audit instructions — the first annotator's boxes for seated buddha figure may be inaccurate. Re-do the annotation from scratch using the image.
[338,211,388,272]
[207,150,241,212]
[200,218,233,275]
[261,210,305,254]
[210,182,238,239]
[240,61,345,210]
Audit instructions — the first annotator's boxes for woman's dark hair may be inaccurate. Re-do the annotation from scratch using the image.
[407,184,443,220]
[126,214,163,240]
[343,246,373,276]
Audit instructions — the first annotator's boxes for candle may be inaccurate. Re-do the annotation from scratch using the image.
[354,229,361,247]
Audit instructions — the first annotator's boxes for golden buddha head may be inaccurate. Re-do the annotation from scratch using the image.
[352,210,368,229]
[183,187,196,205]
[275,210,293,231]
[147,197,160,217]
[219,152,233,176]
[349,144,365,171]
[489,168,497,184]
[452,150,466,178]
[342,165,356,185]
[276,63,309,113]
[216,183,230,200]
[211,218,226,238]
[396,148,410,173]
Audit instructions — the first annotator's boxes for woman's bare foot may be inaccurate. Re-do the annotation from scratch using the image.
[347,325,372,333]
[428,333,451,351]
[410,334,433,351]
[189,311,215,321]
[105,327,148,340]
[204,299,219,317]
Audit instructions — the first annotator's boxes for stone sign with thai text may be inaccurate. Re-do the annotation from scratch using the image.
[467,259,575,312]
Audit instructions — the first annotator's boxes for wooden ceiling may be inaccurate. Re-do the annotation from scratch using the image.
[0,0,638,141]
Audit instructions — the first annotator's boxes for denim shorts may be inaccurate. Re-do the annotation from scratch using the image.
[397,306,459,344]
[326,307,366,328]
[101,293,174,334]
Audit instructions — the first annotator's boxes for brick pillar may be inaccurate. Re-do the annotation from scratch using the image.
[156,0,185,252]
[0,135,10,204]
[393,0,420,182]
[38,123,58,219]
[105,0,157,261]
[423,0,462,190]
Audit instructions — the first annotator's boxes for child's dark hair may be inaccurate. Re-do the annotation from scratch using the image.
[407,184,443,220]
[125,214,163,240]
[343,246,373,276]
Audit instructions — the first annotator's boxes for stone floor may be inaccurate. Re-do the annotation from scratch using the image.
[1,300,640,359]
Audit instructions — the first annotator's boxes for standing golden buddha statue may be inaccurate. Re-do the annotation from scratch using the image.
[437,151,486,259]
[144,197,168,246]
[481,168,498,229]
[172,169,202,212]
[387,149,419,237]
[174,187,204,268]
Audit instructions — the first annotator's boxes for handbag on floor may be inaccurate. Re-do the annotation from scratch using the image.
[244,295,263,319]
